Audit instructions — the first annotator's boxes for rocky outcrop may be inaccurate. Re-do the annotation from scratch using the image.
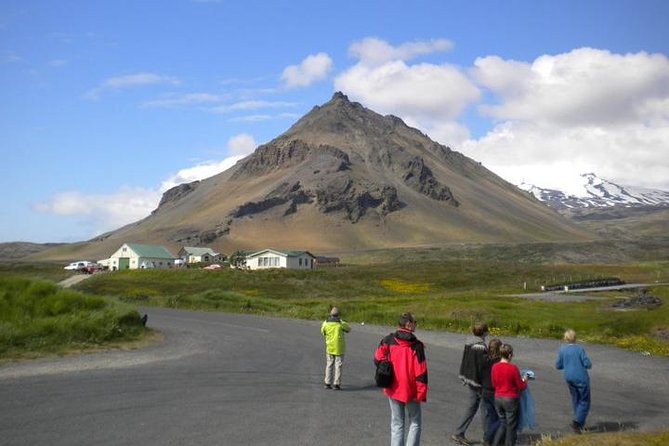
[403,157,459,205]
[230,181,314,218]
[228,176,402,224]
[232,140,351,179]
[315,176,403,223]
[154,181,200,212]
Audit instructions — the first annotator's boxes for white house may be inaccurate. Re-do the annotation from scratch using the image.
[177,246,224,264]
[108,243,176,270]
[246,249,316,270]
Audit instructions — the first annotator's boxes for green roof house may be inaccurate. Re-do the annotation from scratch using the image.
[108,243,176,270]
[246,248,316,270]
[178,246,225,264]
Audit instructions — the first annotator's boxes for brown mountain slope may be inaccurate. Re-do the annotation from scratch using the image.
[35,93,594,261]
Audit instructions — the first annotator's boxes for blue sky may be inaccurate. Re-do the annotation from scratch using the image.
[2,0,668,243]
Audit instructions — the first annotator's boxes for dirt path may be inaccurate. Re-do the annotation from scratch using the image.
[57,274,93,288]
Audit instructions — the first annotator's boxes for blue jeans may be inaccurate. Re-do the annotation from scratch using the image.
[567,381,590,426]
[455,385,482,436]
[493,397,519,446]
[389,398,422,446]
[482,394,500,444]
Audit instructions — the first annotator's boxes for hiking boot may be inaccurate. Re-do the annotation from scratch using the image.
[570,421,583,434]
[333,384,341,390]
[450,434,472,445]
[324,384,332,389]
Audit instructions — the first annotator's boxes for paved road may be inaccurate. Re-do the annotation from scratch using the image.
[1,308,668,445]
[510,283,669,302]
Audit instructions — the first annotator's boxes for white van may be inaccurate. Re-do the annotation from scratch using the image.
[64,261,94,271]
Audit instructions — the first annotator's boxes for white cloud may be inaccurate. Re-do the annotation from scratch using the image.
[211,100,298,113]
[335,38,479,145]
[349,37,452,66]
[472,48,669,126]
[160,133,257,190]
[86,72,180,99]
[33,187,162,235]
[229,114,272,122]
[227,133,257,156]
[159,157,245,191]
[34,134,258,238]
[142,92,224,108]
[281,52,333,89]
[462,48,669,191]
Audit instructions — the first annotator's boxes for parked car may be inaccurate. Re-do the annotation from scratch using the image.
[79,263,103,274]
[64,261,94,271]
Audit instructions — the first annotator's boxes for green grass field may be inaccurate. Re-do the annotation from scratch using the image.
[72,259,669,356]
[0,275,148,360]
[536,430,669,446]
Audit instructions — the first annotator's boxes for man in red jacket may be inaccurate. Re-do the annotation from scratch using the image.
[374,312,428,446]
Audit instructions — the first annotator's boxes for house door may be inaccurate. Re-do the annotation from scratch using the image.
[118,257,130,270]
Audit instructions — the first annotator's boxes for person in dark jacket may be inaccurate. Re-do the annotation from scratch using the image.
[451,322,490,446]
[481,338,502,446]
[555,329,592,434]
[374,312,428,446]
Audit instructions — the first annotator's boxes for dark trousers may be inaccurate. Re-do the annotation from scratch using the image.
[482,394,500,444]
[567,381,591,426]
[493,397,520,446]
[455,385,482,436]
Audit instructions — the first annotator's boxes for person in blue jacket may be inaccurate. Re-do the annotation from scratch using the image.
[555,329,592,434]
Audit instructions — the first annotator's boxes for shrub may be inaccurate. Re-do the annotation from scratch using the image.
[0,276,146,358]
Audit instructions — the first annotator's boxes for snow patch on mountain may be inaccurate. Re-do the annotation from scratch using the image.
[518,173,669,209]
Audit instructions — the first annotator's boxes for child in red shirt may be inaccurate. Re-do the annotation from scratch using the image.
[491,344,527,446]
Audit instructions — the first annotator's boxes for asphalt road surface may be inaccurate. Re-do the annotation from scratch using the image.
[2,308,668,445]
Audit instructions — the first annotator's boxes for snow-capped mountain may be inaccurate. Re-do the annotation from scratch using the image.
[518,173,669,210]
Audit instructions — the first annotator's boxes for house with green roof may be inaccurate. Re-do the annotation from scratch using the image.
[246,248,316,270]
[177,246,225,264]
[107,243,177,270]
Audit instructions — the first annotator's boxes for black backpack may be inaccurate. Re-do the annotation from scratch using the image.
[375,337,394,388]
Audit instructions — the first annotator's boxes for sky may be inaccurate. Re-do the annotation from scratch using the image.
[2,0,668,243]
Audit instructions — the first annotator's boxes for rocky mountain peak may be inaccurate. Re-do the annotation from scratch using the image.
[132,93,592,251]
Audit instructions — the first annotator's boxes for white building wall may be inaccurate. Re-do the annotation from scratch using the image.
[249,253,286,270]
[108,244,174,270]
[136,257,173,269]
[286,255,314,269]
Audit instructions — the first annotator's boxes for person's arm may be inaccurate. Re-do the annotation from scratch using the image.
[580,347,592,369]
[374,339,388,365]
[320,321,327,337]
[341,320,351,333]
[414,343,428,402]
[515,366,527,391]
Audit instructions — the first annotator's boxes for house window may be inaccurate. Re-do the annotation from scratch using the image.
[273,257,279,266]
[299,258,302,266]
[122,247,127,252]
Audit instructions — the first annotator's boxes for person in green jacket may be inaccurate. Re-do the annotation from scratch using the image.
[321,307,351,390]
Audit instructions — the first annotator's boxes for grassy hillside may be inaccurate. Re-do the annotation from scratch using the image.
[562,206,669,240]
[0,275,148,360]
[337,239,669,265]
[0,261,71,283]
[74,259,669,356]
